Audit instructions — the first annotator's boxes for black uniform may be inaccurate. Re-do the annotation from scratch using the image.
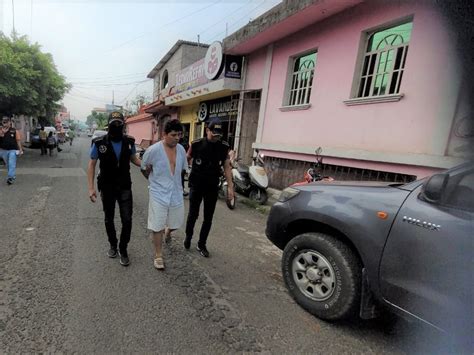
[93,134,135,254]
[185,137,229,247]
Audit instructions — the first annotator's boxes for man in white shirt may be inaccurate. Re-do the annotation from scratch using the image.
[141,119,188,270]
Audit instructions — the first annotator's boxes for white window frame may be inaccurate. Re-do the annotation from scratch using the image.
[345,18,413,106]
[282,50,317,110]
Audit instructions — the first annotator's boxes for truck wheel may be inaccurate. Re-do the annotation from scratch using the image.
[249,188,268,205]
[282,232,361,321]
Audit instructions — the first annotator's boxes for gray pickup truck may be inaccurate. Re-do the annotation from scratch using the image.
[266,162,473,339]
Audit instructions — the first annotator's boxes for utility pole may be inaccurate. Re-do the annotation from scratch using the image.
[11,0,15,34]
[197,34,200,45]
[225,22,228,37]
[112,90,115,105]
[30,0,33,38]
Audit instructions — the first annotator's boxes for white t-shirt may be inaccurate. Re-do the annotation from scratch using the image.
[142,141,188,207]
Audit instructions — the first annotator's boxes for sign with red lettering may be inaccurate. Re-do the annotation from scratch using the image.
[204,41,224,80]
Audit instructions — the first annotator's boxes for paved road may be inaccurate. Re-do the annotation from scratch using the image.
[0,137,455,353]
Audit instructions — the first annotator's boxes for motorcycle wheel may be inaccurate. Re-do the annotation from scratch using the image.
[249,188,268,205]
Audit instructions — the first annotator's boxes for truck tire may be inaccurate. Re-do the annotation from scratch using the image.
[282,232,362,321]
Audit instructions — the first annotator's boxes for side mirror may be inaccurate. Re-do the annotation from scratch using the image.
[421,173,449,203]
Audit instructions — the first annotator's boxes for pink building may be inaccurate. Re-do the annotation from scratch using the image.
[125,105,155,146]
[224,0,472,188]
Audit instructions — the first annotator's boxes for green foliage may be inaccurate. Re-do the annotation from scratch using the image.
[0,33,70,120]
[86,111,109,129]
[125,94,151,115]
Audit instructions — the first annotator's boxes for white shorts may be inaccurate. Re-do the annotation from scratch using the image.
[147,198,185,232]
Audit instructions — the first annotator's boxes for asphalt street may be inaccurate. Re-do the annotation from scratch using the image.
[0,137,456,353]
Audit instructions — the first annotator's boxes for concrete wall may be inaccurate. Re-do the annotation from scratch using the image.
[152,44,209,101]
[181,44,209,69]
[127,120,154,145]
[245,1,465,177]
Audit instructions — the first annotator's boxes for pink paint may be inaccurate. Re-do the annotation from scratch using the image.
[127,120,154,145]
[243,1,462,169]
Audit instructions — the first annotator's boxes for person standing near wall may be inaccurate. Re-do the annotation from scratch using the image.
[0,117,23,185]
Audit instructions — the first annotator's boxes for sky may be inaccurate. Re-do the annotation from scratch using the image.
[0,0,281,121]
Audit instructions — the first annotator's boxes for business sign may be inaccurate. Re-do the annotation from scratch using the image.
[224,55,243,79]
[174,59,208,94]
[204,41,224,80]
[199,96,238,122]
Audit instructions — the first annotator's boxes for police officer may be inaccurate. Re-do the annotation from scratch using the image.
[87,112,142,266]
[184,118,234,257]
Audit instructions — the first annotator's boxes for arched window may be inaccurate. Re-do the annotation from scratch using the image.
[356,21,412,98]
[162,70,169,90]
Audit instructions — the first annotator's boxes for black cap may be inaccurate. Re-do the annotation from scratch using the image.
[208,118,223,135]
[108,111,124,124]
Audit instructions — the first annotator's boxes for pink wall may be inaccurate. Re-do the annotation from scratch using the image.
[127,120,154,144]
[245,47,267,91]
[250,2,461,158]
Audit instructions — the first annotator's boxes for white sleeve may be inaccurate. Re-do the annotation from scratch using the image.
[141,147,151,170]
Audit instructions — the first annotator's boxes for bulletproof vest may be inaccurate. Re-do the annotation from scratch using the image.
[189,138,228,186]
[94,135,134,191]
[1,128,18,150]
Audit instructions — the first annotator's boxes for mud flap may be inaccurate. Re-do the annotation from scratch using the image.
[359,268,380,319]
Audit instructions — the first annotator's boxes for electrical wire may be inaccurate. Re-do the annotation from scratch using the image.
[197,0,253,37]
[76,0,223,64]
[204,0,267,43]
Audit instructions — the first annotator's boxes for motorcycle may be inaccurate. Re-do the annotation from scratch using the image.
[292,147,334,187]
[222,149,269,205]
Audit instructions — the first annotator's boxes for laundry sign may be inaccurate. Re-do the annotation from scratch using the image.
[198,96,239,122]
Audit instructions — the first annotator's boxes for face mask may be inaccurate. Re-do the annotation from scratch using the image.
[108,123,124,142]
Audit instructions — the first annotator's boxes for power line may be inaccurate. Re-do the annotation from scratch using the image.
[76,0,223,64]
[204,0,267,43]
[197,0,252,37]
[71,79,150,88]
[67,72,147,81]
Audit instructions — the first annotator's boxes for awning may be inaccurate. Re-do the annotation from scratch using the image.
[165,78,241,107]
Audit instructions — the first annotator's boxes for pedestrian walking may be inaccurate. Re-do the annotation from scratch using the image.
[46,132,56,156]
[39,126,48,155]
[141,119,188,270]
[67,130,75,146]
[87,111,142,266]
[184,118,234,257]
[0,117,23,185]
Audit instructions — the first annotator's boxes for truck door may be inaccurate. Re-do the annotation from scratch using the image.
[379,166,473,334]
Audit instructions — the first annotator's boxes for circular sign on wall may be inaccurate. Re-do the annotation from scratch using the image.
[198,103,208,122]
[204,41,224,80]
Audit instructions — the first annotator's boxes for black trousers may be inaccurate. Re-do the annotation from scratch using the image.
[40,140,47,155]
[100,189,133,253]
[185,184,218,247]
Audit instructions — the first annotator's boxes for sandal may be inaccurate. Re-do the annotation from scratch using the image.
[154,257,165,270]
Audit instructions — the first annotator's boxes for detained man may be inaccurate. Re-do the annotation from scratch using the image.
[141,119,188,270]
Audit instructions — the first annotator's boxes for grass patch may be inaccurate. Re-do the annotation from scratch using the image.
[239,198,270,215]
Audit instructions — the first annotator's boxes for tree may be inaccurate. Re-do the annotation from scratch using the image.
[125,94,151,116]
[86,111,108,129]
[0,33,69,123]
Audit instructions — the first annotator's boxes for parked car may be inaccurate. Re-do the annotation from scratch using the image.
[29,126,57,148]
[266,162,473,342]
[91,130,107,141]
